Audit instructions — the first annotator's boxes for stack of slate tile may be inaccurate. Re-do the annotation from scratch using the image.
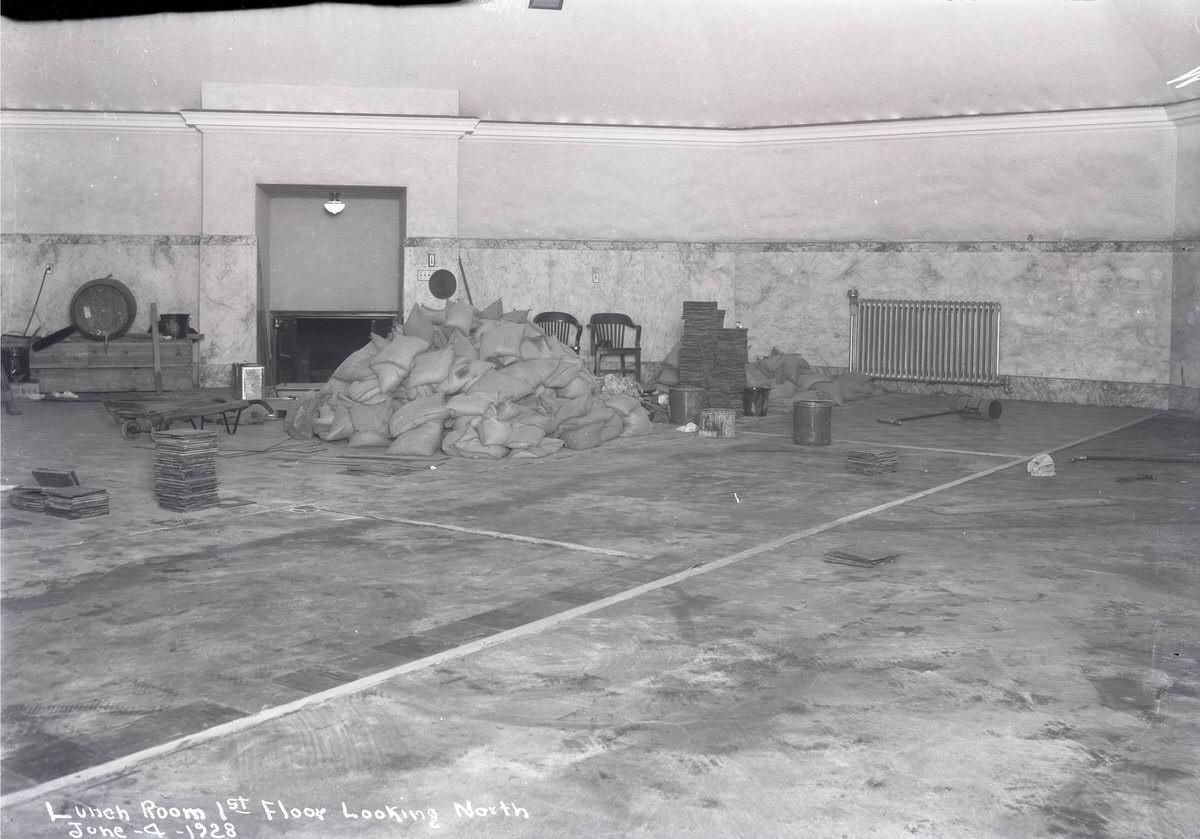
[846,449,899,475]
[7,487,47,513]
[677,301,724,388]
[42,486,110,519]
[154,429,220,511]
[708,327,749,408]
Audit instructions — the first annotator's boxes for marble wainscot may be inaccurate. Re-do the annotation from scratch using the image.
[0,233,259,390]
[404,238,737,365]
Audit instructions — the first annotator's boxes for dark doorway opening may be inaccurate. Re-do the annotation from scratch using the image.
[272,312,395,384]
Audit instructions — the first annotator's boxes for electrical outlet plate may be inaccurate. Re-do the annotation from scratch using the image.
[417,268,436,283]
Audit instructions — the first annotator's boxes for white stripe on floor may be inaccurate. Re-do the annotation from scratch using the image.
[0,410,1160,811]
[736,428,1023,458]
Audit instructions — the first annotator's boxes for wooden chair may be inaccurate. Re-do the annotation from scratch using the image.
[532,311,583,353]
[587,313,642,379]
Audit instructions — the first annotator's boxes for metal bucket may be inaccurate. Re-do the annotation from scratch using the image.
[742,386,770,416]
[954,395,1002,420]
[669,385,705,425]
[158,313,190,339]
[2,334,33,383]
[793,398,833,446]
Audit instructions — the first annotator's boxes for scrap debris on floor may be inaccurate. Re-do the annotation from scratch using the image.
[286,299,652,459]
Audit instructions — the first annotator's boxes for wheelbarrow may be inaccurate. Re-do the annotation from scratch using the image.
[104,397,276,440]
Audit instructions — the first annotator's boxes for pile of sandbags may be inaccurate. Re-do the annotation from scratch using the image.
[288,299,653,459]
[747,348,884,409]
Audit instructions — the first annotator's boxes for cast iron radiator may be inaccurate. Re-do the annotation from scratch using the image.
[848,292,1002,386]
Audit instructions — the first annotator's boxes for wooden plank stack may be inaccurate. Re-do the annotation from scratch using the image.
[154,429,220,511]
[677,301,748,409]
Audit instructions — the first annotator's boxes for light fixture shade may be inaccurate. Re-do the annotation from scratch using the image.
[323,193,346,215]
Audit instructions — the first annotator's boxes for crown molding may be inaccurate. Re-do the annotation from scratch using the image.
[1164,99,1200,125]
[3,103,1191,144]
[469,105,1179,147]
[0,110,190,132]
[180,110,479,137]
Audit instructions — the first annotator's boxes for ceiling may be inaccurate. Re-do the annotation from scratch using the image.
[2,0,1198,127]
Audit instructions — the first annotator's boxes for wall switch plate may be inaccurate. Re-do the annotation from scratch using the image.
[592,270,601,284]
[427,254,437,267]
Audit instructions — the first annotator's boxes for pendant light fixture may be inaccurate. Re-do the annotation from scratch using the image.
[323,192,346,216]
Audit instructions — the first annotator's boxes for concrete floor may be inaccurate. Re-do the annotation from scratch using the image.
[1,392,1198,838]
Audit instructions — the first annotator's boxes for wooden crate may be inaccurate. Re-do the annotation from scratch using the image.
[30,334,202,392]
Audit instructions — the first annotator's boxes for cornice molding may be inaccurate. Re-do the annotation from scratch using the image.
[469,105,1179,147]
[179,110,480,137]
[1164,99,1200,125]
[0,111,190,132]
[2,102,1192,144]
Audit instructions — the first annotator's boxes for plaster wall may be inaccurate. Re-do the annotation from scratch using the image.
[460,126,1177,242]
[0,125,200,235]
[1175,118,1200,238]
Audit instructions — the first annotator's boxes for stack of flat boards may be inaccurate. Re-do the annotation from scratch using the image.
[846,449,899,475]
[709,328,749,409]
[43,486,110,519]
[678,301,723,388]
[8,487,47,513]
[154,429,219,511]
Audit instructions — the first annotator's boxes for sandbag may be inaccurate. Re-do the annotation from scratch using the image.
[443,300,475,334]
[561,411,623,450]
[547,392,591,428]
[833,371,878,402]
[477,414,513,447]
[371,362,405,394]
[418,303,447,325]
[451,332,477,361]
[320,400,354,441]
[402,383,438,401]
[442,421,507,459]
[407,345,455,388]
[475,298,504,321]
[387,419,444,457]
[478,321,528,363]
[621,406,652,436]
[446,392,496,418]
[348,430,390,447]
[348,398,393,436]
[330,342,378,383]
[440,358,493,396]
[371,334,431,371]
[511,436,565,458]
[389,394,450,437]
[501,308,530,323]
[544,355,584,388]
[603,394,641,415]
[402,304,438,344]
[517,337,547,360]
[468,368,535,403]
[345,374,388,404]
[505,423,547,450]
[557,372,593,399]
[559,405,619,433]
[504,358,561,391]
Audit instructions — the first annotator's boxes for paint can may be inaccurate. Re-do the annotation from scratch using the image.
[669,385,705,425]
[742,386,770,416]
[699,407,736,438]
[793,398,833,446]
[1,334,33,383]
[954,395,1002,420]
